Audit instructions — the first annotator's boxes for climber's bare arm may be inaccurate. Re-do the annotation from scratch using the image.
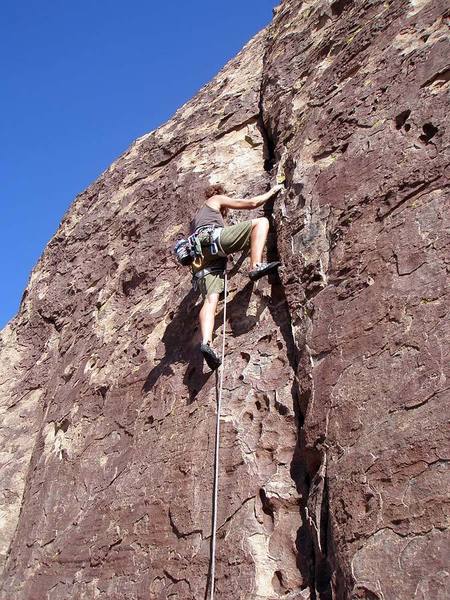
[207,185,283,211]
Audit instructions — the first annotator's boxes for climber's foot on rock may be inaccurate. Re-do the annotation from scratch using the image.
[249,261,281,282]
[200,343,221,371]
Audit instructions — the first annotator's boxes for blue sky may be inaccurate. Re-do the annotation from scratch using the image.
[0,0,276,329]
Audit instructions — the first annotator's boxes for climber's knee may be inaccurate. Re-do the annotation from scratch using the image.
[201,292,219,312]
[251,216,269,230]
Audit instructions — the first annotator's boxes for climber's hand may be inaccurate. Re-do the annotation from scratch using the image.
[271,184,284,195]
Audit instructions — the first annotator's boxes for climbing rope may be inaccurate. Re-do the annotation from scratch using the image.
[209,271,228,600]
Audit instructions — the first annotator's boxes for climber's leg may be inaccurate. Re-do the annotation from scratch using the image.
[199,293,219,345]
[197,271,224,370]
[199,294,221,370]
[249,217,270,270]
[247,217,280,281]
[219,219,280,282]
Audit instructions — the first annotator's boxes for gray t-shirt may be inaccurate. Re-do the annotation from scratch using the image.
[191,204,224,232]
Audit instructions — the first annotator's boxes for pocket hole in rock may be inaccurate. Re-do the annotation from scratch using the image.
[420,122,438,143]
[395,109,411,130]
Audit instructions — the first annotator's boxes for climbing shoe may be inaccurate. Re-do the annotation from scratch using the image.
[200,343,222,371]
[249,261,281,282]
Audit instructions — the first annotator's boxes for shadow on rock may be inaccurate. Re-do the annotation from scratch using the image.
[216,281,257,338]
[142,260,271,405]
[142,287,213,404]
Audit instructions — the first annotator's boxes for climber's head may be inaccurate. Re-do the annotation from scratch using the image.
[205,183,229,218]
[205,183,226,199]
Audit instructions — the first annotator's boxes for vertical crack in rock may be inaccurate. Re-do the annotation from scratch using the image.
[257,33,334,598]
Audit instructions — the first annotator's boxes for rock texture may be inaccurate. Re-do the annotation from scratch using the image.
[1,1,449,599]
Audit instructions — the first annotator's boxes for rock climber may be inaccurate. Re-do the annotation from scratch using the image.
[191,183,284,370]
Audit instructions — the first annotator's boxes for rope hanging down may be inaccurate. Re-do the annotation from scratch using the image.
[208,271,228,600]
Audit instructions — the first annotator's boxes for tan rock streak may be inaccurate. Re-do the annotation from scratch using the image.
[1,1,449,599]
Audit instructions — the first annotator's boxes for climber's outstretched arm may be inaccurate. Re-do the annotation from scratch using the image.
[207,184,283,211]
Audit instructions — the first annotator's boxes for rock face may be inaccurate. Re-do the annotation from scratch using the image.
[0,1,448,598]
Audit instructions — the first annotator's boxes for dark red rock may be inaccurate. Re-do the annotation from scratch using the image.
[262,0,449,597]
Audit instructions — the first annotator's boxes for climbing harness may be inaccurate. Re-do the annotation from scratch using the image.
[208,271,228,600]
[195,225,226,257]
[173,225,225,267]
[177,225,227,292]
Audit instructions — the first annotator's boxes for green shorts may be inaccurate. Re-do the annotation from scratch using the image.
[193,220,252,297]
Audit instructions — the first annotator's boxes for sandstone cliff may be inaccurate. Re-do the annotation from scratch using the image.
[1,1,449,599]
